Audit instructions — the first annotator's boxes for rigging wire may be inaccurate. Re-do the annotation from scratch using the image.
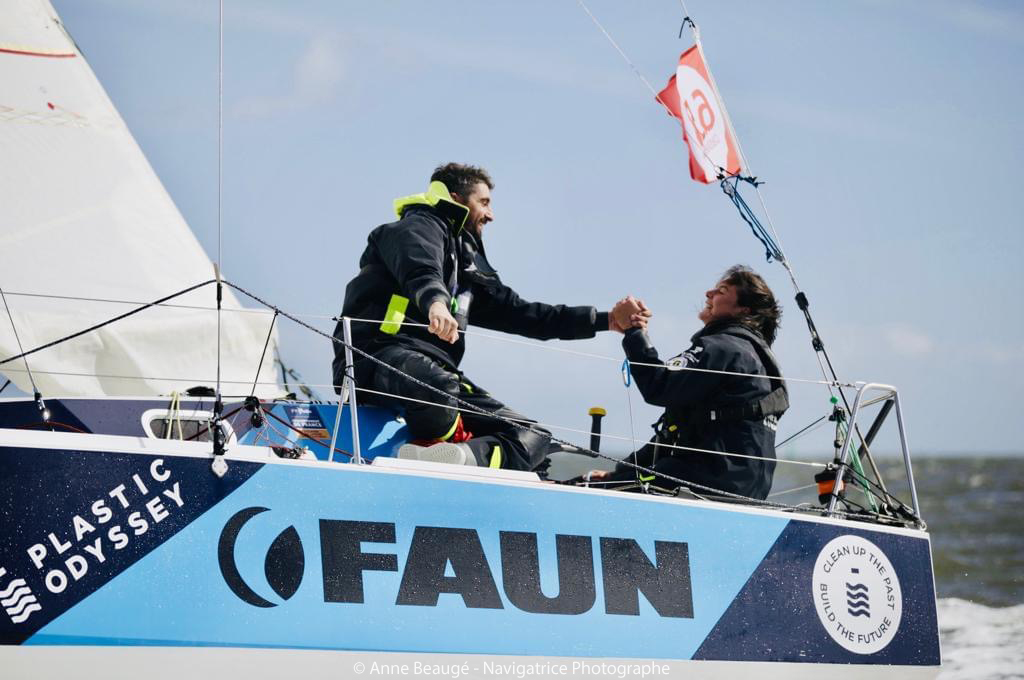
[250,311,278,397]
[224,279,902,522]
[212,0,226,465]
[1,285,51,422]
[355,385,826,470]
[0,357,835,472]
[342,316,858,388]
[0,292,857,389]
[0,280,215,368]
[0,290,276,315]
[0,281,852,474]
[575,0,676,118]
[767,483,818,499]
[0,287,39,397]
[0,365,280,388]
[0,273,908,517]
[261,408,352,459]
[0,274,916,523]
[775,413,830,448]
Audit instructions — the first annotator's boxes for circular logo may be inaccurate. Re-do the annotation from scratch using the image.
[674,65,729,176]
[812,535,902,654]
[218,507,305,608]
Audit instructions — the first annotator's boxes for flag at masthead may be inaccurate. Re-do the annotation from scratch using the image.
[657,45,743,183]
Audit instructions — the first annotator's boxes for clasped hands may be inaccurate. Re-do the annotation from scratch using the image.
[609,295,652,333]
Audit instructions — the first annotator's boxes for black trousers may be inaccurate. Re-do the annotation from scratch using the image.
[612,437,775,500]
[358,344,551,471]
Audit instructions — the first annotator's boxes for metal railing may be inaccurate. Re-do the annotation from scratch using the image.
[825,383,920,522]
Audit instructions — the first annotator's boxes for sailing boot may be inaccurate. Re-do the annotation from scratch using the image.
[397,441,478,466]
[398,415,476,465]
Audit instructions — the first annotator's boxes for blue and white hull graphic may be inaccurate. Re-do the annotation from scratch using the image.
[0,429,940,678]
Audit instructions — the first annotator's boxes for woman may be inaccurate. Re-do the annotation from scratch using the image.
[592,266,788,500]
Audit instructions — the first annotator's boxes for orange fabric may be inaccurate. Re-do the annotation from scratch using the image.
[447,415,474,443]
[409,414,474,447]
[817,477,844,497]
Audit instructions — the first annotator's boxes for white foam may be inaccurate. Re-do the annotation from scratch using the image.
[938,598,1024,680]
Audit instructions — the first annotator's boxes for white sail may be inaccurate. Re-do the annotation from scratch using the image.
[0,0,282,397]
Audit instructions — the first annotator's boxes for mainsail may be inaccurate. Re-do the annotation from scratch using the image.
[0,0,281,397]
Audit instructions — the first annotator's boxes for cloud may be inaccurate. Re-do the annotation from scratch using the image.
[360,25,629,99]
[977,342,1024,364]
[735,96,930,149]
[937,2,1024,43]
[89,1,326,36]
[294,35,346,103]
[852,0,1024,42]
[232,33,346,119]
[882,325,934,357]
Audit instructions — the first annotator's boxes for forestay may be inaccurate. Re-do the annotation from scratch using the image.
[0,0,280,397]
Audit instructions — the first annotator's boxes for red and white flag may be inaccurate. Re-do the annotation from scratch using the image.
[657,45,743,184]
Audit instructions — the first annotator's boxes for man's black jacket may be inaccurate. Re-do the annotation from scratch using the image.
[333,203,606,384]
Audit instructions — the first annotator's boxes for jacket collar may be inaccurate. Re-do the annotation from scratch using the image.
[692,318,765,344]
[393,181,470,234]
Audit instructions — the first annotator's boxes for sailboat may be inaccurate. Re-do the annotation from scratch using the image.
[1,2,940,678]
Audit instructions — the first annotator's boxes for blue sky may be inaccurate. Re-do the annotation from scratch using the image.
[50,0,1023,456]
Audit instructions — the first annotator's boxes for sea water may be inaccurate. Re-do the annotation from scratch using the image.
[769,455,1024,679]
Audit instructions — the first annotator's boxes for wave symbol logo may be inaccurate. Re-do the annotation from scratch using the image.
[0,568,42,624]
[845,581,870,617]
[218,507,305,608]
[812,535,903,654]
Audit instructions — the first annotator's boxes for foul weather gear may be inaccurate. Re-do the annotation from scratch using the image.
[333,185,609,470]
[612,319,788,500]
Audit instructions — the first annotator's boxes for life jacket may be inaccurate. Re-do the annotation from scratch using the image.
[451,230,500,329]
[365,181,470,337]
[392,180,469,234]
[660,324,789,439]
[333,182,473,382]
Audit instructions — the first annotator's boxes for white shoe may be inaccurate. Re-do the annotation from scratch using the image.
[398,442,478,466]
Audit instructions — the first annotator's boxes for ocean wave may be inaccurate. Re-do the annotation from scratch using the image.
[938,598,1024,680]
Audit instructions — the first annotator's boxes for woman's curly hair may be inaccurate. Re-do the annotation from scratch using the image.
[722,265,782,345]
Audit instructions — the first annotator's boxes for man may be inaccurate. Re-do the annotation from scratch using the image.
[591,266,788,500]
[333,163,621,471]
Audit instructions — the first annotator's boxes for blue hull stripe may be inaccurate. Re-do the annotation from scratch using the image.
[29,462,786,659]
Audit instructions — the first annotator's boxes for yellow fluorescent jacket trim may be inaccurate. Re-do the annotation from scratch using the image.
[380,294,409,335]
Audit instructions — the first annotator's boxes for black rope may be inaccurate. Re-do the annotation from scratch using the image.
[0,279,216,367]
[720,175,784,262]
[250,311,278,397]
[776,413,830,448]
[263,408,352,459]
[0,379,9,394]
[678,17,696,38]
[841,459,920,523]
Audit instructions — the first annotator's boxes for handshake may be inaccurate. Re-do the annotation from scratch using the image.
[610,295,652,333]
